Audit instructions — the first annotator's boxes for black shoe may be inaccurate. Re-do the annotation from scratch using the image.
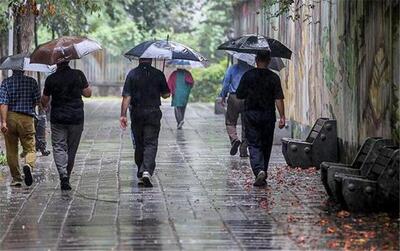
[253,171,267,187]
[60,177,72,191]
[239,143,249,157]
[142,171,153,187]
[230,139,241,156]
[23,165,33,186]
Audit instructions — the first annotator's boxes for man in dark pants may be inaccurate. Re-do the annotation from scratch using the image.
[120,58,170,187]
[41,61,92,190]
[237,51,286,186]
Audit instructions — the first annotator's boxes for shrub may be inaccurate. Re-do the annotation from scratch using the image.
[190,59,228,102]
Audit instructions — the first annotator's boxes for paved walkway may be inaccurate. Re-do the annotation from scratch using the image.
[0,99,398,250]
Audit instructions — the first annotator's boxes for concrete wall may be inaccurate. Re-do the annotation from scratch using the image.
[233,0,399,161]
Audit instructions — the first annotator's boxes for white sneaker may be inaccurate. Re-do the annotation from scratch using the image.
[142,171,153,187]
[10,180,22,187]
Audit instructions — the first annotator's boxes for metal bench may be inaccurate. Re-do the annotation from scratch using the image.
[327,142,396,204]
[282,118,338,168]
[341,147,399,212]
[321,137,393,196]
[376,151,399,210]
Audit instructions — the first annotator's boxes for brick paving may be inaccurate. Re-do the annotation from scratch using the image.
[0,99,398,250]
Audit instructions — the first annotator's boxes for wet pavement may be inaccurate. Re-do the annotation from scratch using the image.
[0,99,398,250]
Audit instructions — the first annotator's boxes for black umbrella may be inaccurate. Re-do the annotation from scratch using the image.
[217,34,292,59]
[124,40,208,63]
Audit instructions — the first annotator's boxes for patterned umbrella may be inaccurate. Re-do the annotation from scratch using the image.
[30,36,102,65]
[124,40,208,63]
[226,51,285,71]
[0,53,55,73]
[218,34,292,59]
[166,59,208,69]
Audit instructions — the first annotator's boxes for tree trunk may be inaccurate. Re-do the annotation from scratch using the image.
[13,0,36,54]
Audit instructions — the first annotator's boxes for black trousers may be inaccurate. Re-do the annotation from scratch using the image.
[244,110,275,176]
[130,107,162,178]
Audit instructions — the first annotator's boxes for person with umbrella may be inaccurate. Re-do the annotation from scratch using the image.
[120,58,170,187]
[167,60,196,129]
[34,36,101,190]
[218,35,291,186]
[0,55,44,187]
[219,59,253,157]
[122,38,206,187]
[236,51,286,186]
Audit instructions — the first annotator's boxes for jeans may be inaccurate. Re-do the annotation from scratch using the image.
[130,107,162,178]
[244,110,275,176]
[51,123,83,179]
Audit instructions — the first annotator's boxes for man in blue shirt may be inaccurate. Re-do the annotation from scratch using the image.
[0,70,40,187]
[219,60,253,157]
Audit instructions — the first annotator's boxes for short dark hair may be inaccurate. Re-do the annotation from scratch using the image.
[255,51,271,63]
[57,60,70,67]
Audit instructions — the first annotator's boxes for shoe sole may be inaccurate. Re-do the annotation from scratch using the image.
[23,165,33,186]
[142,176,153,187]
[254,171,267,186]
[230,140,241,155]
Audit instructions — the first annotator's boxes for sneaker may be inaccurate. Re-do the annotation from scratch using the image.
[142,171,153,187]
[230,139,241,156]
[60,177,72,191]
[10,180,22,187]
[23,165,33,186]
[253,170,267,187]
[177,121,184,130]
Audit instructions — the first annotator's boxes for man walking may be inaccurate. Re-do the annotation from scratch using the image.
[41,61,92,190]
[237,52,286,186]
[120,58,170,187]
[219,59,252,157]
[0,70,40,187]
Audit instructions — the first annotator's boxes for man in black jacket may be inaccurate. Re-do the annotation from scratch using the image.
[120,58,170,187]
[237,51,286,186]
[41,61,92,190]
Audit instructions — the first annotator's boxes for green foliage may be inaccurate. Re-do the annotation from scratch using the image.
[190,59,228,102]
[0,152,7,166]
[0,2,8,34]
[195,1,233,60]
[262,0,317,22]
[109,0,196,33]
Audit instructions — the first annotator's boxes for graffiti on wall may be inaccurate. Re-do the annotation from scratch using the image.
[233,0,399,160]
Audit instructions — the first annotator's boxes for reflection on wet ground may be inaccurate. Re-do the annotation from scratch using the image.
[0,100,398,250]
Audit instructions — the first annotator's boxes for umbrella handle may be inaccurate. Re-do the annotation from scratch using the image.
[162,34,170,72]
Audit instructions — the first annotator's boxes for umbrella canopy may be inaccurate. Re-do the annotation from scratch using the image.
[124,40,208,63]
[218,34,292,59]
[0,53,55,73]
[226,51,285,71]
[30,36,102,65]
[166,59,207,69]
